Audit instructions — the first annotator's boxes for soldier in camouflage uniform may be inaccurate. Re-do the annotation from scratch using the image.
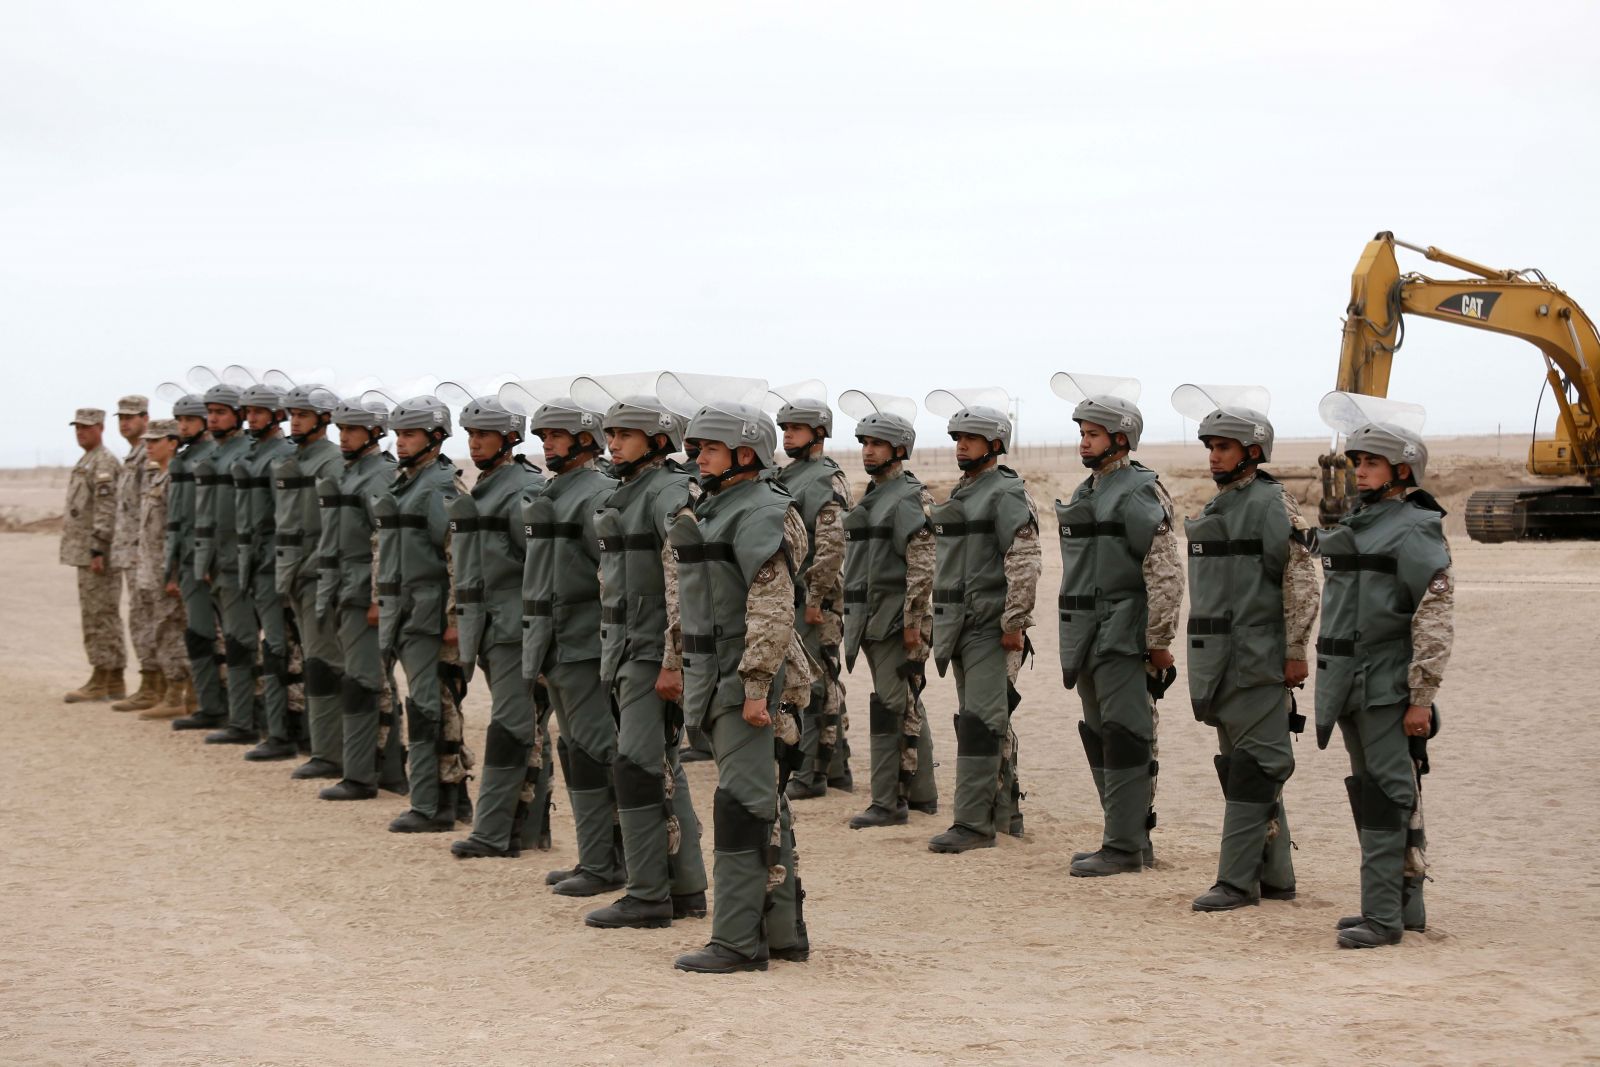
[317,397,407,799]
[923,392,1041,854]
[671,401,812,973]
[837,392,939,828]
[134,420,193,720]
[62,407,128,703]
[230,385,299,759]
[1052,376,1184,876]
[276,385,347,778]
[1314,392,1453,949]
[1171,385,1318,911]
[165,393,228,729]
[377,396,474,832]
[773,391,855,800]
[109,395,162,711]
[193,384,265,746]
[516,393,624,894]
[445,396,551,847]
[581,386,709,929]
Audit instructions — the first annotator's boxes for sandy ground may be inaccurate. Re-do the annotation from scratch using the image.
[3,442,1598,1065]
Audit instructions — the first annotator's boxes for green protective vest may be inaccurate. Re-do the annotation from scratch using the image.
[165,435,215,576]
[1183,473,1292,710]
[193,432,250,583]
[595,460,695,684]
[1314,493,1451,730]
[670,476,792,718]
[519,464,616,677]
[1054,462,1165,682]
[375,456,460,654]
[235,434,294,579]
[322,449,395,613]
[313,474,343,616]
[930,465,1034,670]
[454,456,545,668]
[273,438,341,596]
[841,471,929,667]
[774,455,848,605]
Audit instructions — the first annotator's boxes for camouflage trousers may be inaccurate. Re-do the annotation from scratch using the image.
[124,571,160,671]
[148,584,189,678]
[77,566,126,670]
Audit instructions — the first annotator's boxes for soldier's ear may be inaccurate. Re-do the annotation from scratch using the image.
[1396,461,1412,484]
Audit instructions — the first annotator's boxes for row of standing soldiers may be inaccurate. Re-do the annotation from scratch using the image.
[60,378,1450,966]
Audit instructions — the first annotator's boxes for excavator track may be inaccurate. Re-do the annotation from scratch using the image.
[1464,489,1526,543]
[1465,485,1600,543]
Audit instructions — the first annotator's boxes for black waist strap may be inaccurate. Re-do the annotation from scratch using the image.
[672,543,738,564]
[844,528,893,542]
[1188,616,1233,635]
[235,476,271,489]
[166,520,183,532]
[683,633,718,654]
[601,605,627,622]
[523,598,553,617]
[276,533,304,547]
[238,532,255,544]
[450,517,491,533]
[1059,595,1096,610]
[377,581,401,596]
[455,588,484,604]
[318,554,338,569]
[843,589,868,604]
[934,520,995,537]
[1321,553,1396,574]
[1187,539,1263,557]
[932,588,963,604]
[197,474,229,487]
[378,514,428,530]
[276,476,313,489]
[1317,636,1356,656]
[525,522,582,540]
[195,525,215,538]
[1059,521,1126,539]
[171,472,195,484]
[598,533,659,552]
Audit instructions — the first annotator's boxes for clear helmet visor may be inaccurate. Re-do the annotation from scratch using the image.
[1171,383,1271,422]
[1049,372,1141,406]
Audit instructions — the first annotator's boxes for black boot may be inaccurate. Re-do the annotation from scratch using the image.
[204,725,259,745]
[672,891,708,920]
[1337,913,1423,932]
[1073,843,1155,867]
[291,757,341,780]
[388,808,456,833]
[907,798,938,815]
[552,869,625,898]
[771,881,810,963]
[245,737,298,762]
[585,895,673,929]
[319,779,378,801]
[544,867,575,886]
[1070,847,1144,877]
[171,711,225,731]
[849,802,908,829]
[673,942,768,973]
[451,837,519,859]
[1337,920,1403,949]
[927,825,996,854]
[1192,882,1259,911]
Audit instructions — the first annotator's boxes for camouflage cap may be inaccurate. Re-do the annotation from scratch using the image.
[142,418,180,440]
[69,407,106,426]
[117,395,149,416]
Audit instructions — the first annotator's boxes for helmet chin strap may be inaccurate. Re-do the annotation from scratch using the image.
[397,431,443,470]
[546,436,600,474]
[698,455,762,493]
[783,427,821,462]
[341,431,380,463]
[473,432,515,472]
[291,413,330,446]
[611,435,672,479]
[957,440,1002,473]
[1212,451,1259,485]
[1080,441,1125,470]
[863,444,907,477]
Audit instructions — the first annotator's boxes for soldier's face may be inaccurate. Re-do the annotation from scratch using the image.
[1078,422,1114,458]
[860,436,896,469]
[118,412,147,444]
[147,437,176,463]
[953,432,991,465]
[781,423,816,452]
[74,423,101,450]
[467,428,507,464]
[607,427,650,465]
[1205,437,1247,477]
[1351,451,1397,491]
[540,428,576,467]
[395,429,431,460]
[695,440,733,478]
[177,415,206,439]
[243,406,278,433]
[205,404,238,434]
[288,409,320,438]
[338,425,374,453]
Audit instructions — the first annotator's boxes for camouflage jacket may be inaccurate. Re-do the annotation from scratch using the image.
[1092,455,1184,650]
[109,441,148,572]
[60,444,120,567]
[135,464,171,592]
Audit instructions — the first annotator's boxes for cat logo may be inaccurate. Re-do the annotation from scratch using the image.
[1435,292,1499,320]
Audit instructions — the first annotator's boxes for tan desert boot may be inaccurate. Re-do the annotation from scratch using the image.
[139,676,189,720]
[112,670,164,712]
[64,668,110,704]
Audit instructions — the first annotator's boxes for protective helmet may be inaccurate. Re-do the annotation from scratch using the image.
[171,393,208,418]
[603,396,686,450]
[239,383,287,416]
[203,383,245,410]
[525,397,603,441]
[282,384,339,415]
[459,395,525,438]
[685,402,777,467]
[927,388,1013,452]
[1320,391,1429,487]
[1052,372,1144,451]
[1172,384,1274,462]
[840,390,917,470]
[332,396,390,431]
[769,379,833,439]
[388,395,453,437]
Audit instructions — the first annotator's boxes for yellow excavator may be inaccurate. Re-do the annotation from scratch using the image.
[1319,231,1600,542]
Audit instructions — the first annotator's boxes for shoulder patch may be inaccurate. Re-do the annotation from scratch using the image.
[754,561,778,584]
[1428,569,1451,595]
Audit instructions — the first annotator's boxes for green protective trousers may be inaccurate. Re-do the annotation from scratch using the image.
[1075,652,1155,856]
[949,628,1017,839]
[706,703,802,958]
[337,605,405,788]
[290,578,343,765]
[465,642,536,852]
[861,635,937,813]
[216,576,260,733]
[391,632,448,819]
[1210,674,1295,895]
[249,562,291,742]
[179,568,226,719]
[546,658,623,883]
[614,659,707,903]
[1339,700,1423,937]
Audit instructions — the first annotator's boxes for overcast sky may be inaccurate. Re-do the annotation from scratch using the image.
[5,1,1598,466]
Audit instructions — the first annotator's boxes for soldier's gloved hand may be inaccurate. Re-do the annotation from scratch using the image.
[1283,659,1308,688]
[1147,647,1174,671]
[90,554,105,575]
[903,625,921,653]
[1000,629,1025,652]
[655,667,684,702]
[741,696,771,728]
[804,604,823,626]
[366,603,379,627]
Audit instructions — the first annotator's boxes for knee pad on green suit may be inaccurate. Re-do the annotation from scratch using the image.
[1102,722,1150,771]
[224,635,254,671]
[613,755,664,808]
[1077,721,1103,769]
[1359,777,1410,831]
[1225,749,1280,805]
[340,675,373,715]
[1007,682,1021,713]
[713,787,773,859]
[484,720,532,768]
[868,693,893,735]
[1344,775,1362,829]
[184,628,212,660]
[956,711,1002,756]
[306,657,340,697]
[405,698,435,743]
[566,741,612,791]
[1213,753,1230,795]
[263,644,287,683]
